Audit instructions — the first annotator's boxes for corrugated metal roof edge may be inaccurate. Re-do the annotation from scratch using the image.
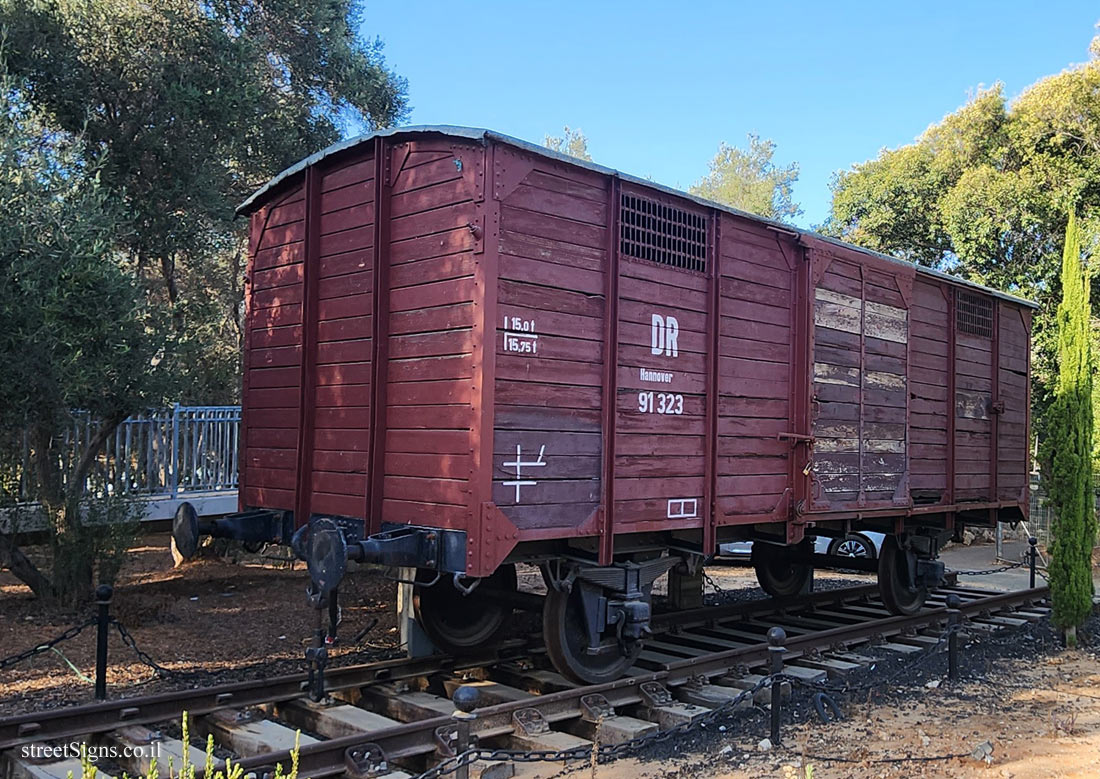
[237,125,1038,310]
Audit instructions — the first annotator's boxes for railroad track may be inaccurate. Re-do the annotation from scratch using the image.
[1,581,1050,779]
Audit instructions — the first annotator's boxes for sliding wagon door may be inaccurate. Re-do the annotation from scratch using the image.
[809,256,911,511]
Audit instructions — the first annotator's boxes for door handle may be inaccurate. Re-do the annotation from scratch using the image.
[777,432,814,443]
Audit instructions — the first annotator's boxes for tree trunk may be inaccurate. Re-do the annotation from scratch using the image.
[53,417,126,606]
[67,416,125,502]
[0,532,54,599]
[159,252,185,331]
[31,424,63,511]
[21,415,128,604]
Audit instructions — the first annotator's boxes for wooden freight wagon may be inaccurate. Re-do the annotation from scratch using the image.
[175,126,1035,683]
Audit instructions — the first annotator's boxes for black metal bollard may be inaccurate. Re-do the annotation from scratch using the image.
[1028,537,1038,589]
[767,626,786,745]
[945,594,961,681]
[94,584,113,700]
[451,685,480,779]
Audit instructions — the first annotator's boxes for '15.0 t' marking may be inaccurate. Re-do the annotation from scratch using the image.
[503,316,537,354]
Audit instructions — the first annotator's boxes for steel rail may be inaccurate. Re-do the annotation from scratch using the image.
[0,583,1047,778]
[235,584,1049,778]
[0,581,883,749]
[0,646,524,750]
[652,582,882,628]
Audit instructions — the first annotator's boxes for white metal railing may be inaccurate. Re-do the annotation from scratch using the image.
[17,405,241,502]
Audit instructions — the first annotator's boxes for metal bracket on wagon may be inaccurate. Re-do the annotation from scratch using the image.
[171,502,289,559]
[298,518,469,602]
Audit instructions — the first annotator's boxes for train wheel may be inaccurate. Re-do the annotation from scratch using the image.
[878,535,928,615]
[543,583,643,685]
[752,542,811,597]
[414,564,517,654]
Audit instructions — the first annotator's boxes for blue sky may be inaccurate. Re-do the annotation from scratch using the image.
[363,1,1098,228]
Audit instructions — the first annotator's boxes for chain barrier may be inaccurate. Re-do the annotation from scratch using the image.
[0,617,97,672]
[946,560,1026,576]
[787,623,959,697]
[948,558,1050,582]
[702,569,726,595]
[109,618,174,680]
[414,616,997,779]
[109,618,218,683]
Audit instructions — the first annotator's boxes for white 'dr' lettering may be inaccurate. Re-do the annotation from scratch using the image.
[651,314,679,357]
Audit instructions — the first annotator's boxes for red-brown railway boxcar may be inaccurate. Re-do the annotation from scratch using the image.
[174,126,1035,683]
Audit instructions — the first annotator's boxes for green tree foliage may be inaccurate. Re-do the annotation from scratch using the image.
[0,0,408,402]
[0,1,407,602]
[544,126,593,161]
[0,70,155,603]
[1041,210,1096,641]
[691,134,801,222]
[825,35,1100,430]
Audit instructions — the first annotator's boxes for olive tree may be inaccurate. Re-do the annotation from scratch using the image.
[1,0,409,403]
[691,134,801,223]
[0,72,160,604]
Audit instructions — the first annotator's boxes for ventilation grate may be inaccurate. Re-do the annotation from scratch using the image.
[619,193,707,273]
[956,289,993,338]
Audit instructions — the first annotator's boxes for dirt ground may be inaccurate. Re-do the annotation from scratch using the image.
[549,643,1100,779]
[535,612,1100,779]
[0,533,404,715]
[2,535,1099,779]
[0,539,867,716]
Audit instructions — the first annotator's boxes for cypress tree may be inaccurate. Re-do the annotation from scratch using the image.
[1043,209,1097,646]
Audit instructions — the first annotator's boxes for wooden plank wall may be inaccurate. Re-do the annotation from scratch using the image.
[715,216,794,519]
[810,259,909,506]
[954,314,994,502]
[241,183,307,512]
[381,142,481,529]
[908,279,950,502]
[613,195,708,533]
[491,151,607,530]
[305,153,377,520]
[996,302,1029,501]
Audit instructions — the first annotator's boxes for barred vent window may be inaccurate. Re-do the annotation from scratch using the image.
[956,289,993,338]
[619,193,707,273]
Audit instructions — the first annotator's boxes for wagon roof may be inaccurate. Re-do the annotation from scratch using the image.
[238,125,1038,309]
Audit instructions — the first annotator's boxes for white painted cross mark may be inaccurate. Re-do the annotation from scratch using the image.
[502,444,547,502]
[651,314,679,357]
[667,498,698,519]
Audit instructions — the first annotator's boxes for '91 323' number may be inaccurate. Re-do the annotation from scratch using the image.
[638,391,683,415]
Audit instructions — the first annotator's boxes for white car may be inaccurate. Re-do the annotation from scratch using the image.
[719,532,885,560]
